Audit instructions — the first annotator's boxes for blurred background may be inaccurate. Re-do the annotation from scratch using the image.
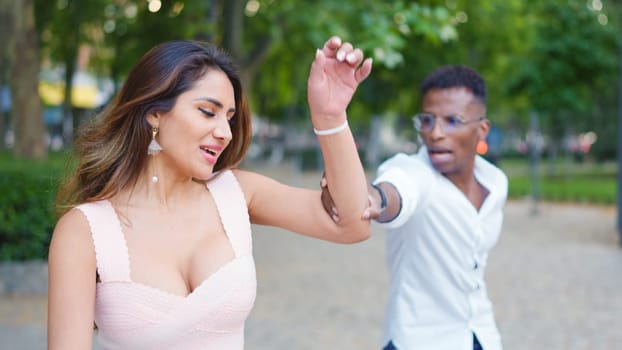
[0,0,621,349]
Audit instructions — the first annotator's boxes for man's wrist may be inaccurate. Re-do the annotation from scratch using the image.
[372,183,387,211]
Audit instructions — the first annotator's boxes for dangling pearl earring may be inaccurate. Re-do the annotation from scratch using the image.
[148,127,162,183]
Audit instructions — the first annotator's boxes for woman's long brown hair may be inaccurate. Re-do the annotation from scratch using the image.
[56,41,252,216]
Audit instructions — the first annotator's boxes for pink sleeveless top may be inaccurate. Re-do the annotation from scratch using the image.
[76,170,257,349]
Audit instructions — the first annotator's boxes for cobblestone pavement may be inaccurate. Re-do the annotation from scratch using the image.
[1,168,621,350]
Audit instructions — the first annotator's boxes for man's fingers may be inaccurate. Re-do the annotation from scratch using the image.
[320,174,327,188]
[320,174,341,223]
[361,193,377,220]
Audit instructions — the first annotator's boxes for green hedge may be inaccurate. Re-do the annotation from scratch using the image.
[0,152,66,261]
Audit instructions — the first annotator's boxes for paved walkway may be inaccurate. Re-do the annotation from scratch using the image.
[1,169,621,349]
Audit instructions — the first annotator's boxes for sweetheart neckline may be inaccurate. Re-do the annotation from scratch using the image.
[99,198,242,299]
[97,255,253,299]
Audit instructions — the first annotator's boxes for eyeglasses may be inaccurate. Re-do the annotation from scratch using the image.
[412,113,485,134]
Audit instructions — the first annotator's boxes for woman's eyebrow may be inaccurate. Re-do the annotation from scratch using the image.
[194,97,222,107]
[194,97,235,113]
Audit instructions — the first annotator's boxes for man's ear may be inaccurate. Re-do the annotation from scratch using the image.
[146,112,160,129]
[478,118,491,141]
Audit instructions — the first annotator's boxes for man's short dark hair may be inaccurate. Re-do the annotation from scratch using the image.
[420,65,486,105]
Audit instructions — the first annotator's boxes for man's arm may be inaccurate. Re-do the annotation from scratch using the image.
[369,182,401,223]
[320,176,402,223]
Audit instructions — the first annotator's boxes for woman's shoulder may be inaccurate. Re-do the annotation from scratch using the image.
[49,206,96,263]
[229,168,272,188]
[227,168,282,202]
[56,205,90,231]
[54,206,92,239]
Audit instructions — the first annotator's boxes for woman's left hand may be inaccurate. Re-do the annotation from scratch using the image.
[307,36,372,128]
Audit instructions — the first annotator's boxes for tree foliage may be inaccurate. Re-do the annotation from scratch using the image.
[3,0,620,161]
[506,0,619,158]
[242,0,458,123]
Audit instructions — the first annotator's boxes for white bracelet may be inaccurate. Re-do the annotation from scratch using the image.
[313,120,349,136]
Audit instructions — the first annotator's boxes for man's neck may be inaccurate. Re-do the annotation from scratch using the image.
[445,170,489,211]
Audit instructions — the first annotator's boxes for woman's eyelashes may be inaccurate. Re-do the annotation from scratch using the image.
[198,106,235,124]
[198,107,215,117]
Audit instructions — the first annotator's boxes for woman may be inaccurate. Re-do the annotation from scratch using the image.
[47,36,372,349]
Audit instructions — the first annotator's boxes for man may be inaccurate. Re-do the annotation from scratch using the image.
[322,65,508,350]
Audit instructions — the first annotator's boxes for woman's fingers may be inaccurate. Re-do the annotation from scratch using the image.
[320,36,371,73]
[335,42,354,62]
[321,36,342,58]
[355,57,373,83]
[345,48,363,65]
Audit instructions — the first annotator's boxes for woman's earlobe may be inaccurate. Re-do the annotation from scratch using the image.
[146,113,160,129]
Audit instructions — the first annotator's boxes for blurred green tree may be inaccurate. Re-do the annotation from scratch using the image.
[29,0,457,146]
[506,0,619,162]
[35,0,212,143]
[36,0,109,144]
[244,0,458,124]
[5,0,619,163]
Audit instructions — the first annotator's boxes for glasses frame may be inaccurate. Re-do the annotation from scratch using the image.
[412,113,486,134]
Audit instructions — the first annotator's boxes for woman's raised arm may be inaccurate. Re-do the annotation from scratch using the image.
[241,36,372,243]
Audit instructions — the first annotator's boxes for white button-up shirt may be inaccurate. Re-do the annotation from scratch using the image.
[374,147,508,350]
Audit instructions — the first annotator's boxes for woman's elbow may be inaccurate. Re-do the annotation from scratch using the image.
[334,221,371,244]
[346,229,371,244]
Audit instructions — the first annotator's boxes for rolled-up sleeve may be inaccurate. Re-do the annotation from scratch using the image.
[373,153,433,229]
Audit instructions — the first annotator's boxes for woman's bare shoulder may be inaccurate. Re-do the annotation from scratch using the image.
[230,168,281,193]
[49,207,95,260]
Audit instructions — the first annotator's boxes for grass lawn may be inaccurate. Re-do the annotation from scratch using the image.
[498,157,617,205]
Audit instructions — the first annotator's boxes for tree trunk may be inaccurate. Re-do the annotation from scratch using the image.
[61,0,80,146]
[196,0,221,43]
[222,0,273,94]
[5,0,46,159]
[221,0,244,59]
[0,0,14,150]
[62,53,76,145]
